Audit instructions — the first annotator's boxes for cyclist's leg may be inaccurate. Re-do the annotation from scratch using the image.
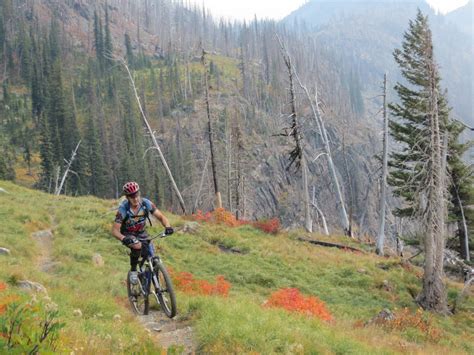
[127,234,142,271]
[137,232,152,258]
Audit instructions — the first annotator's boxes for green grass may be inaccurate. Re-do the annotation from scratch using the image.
[0,181,473,354]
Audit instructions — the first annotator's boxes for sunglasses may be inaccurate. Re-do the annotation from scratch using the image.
[127,192,140,199]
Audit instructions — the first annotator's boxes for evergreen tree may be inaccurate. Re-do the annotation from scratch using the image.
[31,31,45,125]
[388,11,450,217]
[389,10,450,313]
[38,112,54,190]
[85,112,109,196]
[104,5,113,68]
[93,11,104,70]
[447,122,473,261]
[17,21,32,82]
[46,58,67,163]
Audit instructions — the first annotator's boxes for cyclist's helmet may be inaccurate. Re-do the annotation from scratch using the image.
[123,181,139,196]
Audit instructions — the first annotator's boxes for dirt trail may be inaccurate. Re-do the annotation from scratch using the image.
[137,310,196,353]
[32,217,195,352]
[32,228,58,273]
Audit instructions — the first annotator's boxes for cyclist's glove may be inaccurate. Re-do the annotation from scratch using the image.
[165,227,174,236]
[122,235,138,247]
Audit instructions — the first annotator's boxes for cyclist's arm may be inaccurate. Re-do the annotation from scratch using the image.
[112,222,126,242]
[152,209,171,228]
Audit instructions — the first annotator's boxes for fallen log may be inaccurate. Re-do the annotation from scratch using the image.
[297,237,364,253]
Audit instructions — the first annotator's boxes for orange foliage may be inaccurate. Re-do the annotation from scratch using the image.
[381,308,442,341]
[264,288,332,321]
[190,208,243,227]
[252,218,280,234]
[0,282,7,292]
[0,294,20,315]
[169,269,231,297]
[189,208,281,234]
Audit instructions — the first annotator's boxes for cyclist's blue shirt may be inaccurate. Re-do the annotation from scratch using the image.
[114,198,157,235]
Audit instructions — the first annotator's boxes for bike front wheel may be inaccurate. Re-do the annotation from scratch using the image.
[127,271,149,315]
[151,260,177,318]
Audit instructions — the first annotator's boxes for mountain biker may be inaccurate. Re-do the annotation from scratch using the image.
[112,181,173,284]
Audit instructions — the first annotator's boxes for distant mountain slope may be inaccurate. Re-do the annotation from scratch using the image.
[283,0,473,128]
[285,0,432,27]
[446,0,473,35]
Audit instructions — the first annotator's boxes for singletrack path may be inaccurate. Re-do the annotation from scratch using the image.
[136,309,196,353]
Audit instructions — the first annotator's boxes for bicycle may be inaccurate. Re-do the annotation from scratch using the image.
[126,231,177,318]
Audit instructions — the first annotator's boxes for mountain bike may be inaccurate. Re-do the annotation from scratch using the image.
[126,231,177,318]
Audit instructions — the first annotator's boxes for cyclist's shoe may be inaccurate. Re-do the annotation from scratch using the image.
[129,271,139,285]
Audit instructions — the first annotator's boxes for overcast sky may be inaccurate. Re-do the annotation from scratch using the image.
[189,0,470,21]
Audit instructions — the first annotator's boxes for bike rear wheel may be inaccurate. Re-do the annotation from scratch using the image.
[127,271,149,315]
[152,260,177,318]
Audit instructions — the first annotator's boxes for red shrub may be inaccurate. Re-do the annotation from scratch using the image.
[252,218,281,234]
[170,269,231,297]
[190,208,243,227]
[188,209,281,235]
[264,288,332,321]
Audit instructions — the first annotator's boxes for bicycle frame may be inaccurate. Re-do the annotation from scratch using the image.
[137,235,165,297]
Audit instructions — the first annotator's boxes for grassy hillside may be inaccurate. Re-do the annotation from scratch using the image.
[0,181,472,353]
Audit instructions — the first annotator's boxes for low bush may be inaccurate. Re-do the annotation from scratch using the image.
[264,288,332,321]
[0,283,65,353]
[170,269,231,297]
[189,208,280,234]
[384,308,442,342]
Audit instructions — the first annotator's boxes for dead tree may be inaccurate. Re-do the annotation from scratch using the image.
[294,73,350,235]
[454,185,470,262]
[312,186,329,235]
[416,56,449,314]
[277,36,312,233]
[202,49,222,209]
[376,74,389,255]
[55,140,81,196]
[119,58,187,214]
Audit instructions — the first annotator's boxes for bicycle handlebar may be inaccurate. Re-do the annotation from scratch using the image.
[148,230,170,241]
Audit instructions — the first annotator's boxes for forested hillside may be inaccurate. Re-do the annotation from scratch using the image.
[284,0,473,128]
[0,0,384,231]
[0,0,472,254]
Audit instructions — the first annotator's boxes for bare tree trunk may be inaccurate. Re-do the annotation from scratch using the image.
[417,61,448,314]
[202,49,222,209]
[119,58,187,214]
[376,74,389,255]
[312,186,329,235]
[277,35,312,233]
[302,156,312,232]
[295,76,350,234]
[454,187,470,261]
[55,140,81,195]
[193,153,210,214]
[227,115,233,211]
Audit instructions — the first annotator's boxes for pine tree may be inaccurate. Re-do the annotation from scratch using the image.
[389,10,449,313]
[388,11,450,218]
[38,112,54,190]
[104,4,113,68]
[85,113,109,197]
[447,122,473,261]
[93,11,104,70]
